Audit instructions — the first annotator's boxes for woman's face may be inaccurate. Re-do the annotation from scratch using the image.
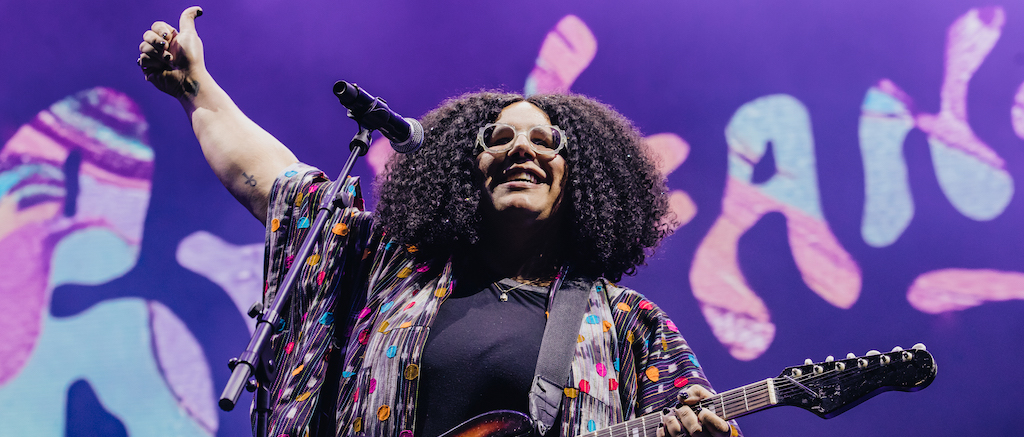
[476,101,568,226]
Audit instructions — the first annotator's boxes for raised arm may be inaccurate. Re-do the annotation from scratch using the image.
[138,6,298,224]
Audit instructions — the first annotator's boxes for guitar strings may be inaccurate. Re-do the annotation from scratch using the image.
[730,357,912,418]
[575,354,919,436]
[694,354,916,420]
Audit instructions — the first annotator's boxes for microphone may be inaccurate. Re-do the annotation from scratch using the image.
[333,81,424,153]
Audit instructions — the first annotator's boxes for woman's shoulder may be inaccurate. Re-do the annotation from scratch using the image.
[602,280,654,309]
[600,279,668,328]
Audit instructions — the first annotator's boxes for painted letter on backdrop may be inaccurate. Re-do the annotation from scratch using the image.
[691,95,861,360]
[860,7,1012,247]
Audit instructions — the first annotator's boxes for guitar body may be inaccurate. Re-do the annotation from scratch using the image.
[437,410,533,437]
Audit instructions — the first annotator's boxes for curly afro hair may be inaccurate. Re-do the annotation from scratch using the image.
[374,91,671,282]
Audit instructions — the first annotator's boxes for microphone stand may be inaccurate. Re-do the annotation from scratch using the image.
[218,111,376,437]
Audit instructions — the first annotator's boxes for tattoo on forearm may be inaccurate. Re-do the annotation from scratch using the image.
[242,172,257,187]
[183,78,200,97]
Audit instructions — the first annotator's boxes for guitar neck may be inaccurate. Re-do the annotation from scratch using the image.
[442,348,934,437]
[575,379,777,437]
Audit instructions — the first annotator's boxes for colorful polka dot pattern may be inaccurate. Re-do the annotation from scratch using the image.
[261,165,374,435]
[260,164,738,437]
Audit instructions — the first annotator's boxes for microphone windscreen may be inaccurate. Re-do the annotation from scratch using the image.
[391,118,424,153]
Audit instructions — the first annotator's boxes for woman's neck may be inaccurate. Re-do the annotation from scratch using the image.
[471,220,565,285]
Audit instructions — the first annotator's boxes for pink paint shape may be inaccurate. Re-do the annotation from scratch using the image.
[149,300,218,434]
[643,133,697,229]
[911,6,1012,221]
[691,177,861,360]
[914,7,1005,167]
[667,191,697,230]
[0,87,152,385]
[176,231,264,333]
[915,7,1004,165]
[644,133,690,178]
[367,136,395,177]
[1012,81,1024,140]
[524,15,597,96]
[907,268,1024,314]
[0,225,49,385]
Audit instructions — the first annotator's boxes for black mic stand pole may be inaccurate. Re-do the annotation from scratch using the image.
[218,116,375,437]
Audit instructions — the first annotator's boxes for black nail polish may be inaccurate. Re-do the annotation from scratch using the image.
[680,391,689,400]
[196,9,203,17]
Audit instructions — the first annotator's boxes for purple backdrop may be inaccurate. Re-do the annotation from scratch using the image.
[2,0,1023,435]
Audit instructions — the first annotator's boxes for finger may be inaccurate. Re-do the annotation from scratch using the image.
[678,385,715,406]
[138,42,172,68]
[150,20,177,41]
[179,6,204,34]
[660,408,686,437]
[696,409,731,436]
[139,37,166,61]
[142,30,167,53]
[138,52,168,69]
[680,406,705,436]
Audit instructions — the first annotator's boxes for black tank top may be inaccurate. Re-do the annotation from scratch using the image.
[415,278,548,437]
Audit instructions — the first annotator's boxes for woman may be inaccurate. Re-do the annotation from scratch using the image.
[138,7,737,437]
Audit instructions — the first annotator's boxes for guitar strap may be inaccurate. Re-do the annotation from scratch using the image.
[528,271,593,436]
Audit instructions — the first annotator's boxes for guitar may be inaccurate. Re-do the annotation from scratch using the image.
[439,344,937,437]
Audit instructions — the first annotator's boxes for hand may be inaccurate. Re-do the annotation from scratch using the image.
[138,6,206,100]
[657,386,732,437]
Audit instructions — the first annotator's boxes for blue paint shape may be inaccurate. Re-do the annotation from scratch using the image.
[587,420,596,432]
[285,170,298,177]
[688,354,700,368]
[297,217,310,229]
[386,346,398,358]
[342,371,356,378]
[50,229,136,288]
[380,302,394,313]
[585,315,600,324]
[319,312,334,325]
[614,358,620,372]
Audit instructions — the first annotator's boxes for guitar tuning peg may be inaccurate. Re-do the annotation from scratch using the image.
[891,346,903,352]
[846,353,856,359]
[912,343,927,351]
[825,355,835,362]
[804,358,813,365]
[866,350,880,356]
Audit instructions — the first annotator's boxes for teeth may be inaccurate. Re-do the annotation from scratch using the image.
[506,172,538,183]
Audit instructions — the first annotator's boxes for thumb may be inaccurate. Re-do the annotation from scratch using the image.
[179,6,204,34]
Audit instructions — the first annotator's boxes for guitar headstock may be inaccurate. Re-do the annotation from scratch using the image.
[773,344,936,419]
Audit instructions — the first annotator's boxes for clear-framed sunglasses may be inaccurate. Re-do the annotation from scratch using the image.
[476,123,568,157]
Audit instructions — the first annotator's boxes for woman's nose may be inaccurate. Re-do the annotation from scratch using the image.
[505,133,538,159]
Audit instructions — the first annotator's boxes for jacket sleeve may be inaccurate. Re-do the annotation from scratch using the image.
[610,286,743,436]
[259,163,375,434]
